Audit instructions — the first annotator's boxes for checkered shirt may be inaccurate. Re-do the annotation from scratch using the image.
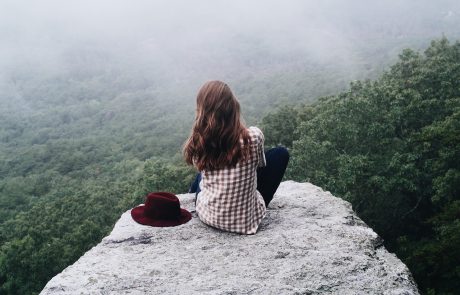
[195,126,267,234]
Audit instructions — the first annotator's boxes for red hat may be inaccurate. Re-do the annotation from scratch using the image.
[131,192,192,227]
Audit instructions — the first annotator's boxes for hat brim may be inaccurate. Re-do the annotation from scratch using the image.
[131,205,192,227]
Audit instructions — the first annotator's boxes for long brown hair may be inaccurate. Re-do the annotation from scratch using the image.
[183,80,251,171]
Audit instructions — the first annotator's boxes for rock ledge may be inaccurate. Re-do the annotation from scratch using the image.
[41,181,419,294]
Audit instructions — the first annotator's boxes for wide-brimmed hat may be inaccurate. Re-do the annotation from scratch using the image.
[131,192,192,227]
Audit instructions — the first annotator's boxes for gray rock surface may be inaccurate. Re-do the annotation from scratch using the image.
[41,181,419,294]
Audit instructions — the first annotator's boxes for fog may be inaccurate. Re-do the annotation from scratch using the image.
[1,0,460,113]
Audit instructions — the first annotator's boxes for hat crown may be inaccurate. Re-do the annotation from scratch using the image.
[131,191,192,227]
[144,192,181,220]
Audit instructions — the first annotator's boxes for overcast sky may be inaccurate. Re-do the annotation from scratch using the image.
[1,0,459,102]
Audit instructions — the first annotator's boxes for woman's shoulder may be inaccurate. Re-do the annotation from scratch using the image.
[247,126,264,143]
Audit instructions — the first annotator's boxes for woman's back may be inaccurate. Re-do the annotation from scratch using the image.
[195,126,266,234]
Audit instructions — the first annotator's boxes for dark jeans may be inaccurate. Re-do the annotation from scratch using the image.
[189,146,289,207]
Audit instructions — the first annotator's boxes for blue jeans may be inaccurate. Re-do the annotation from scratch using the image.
[189,146,289,207]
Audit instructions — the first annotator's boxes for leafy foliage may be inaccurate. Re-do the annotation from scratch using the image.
[264,37,460,294]
[0,35,459,295]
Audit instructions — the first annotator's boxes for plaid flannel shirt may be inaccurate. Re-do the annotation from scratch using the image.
[195,126,267,234]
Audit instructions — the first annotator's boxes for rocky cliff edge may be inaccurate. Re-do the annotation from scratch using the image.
[41,181,419,295]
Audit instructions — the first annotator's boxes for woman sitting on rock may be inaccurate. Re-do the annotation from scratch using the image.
[183,80,289,234]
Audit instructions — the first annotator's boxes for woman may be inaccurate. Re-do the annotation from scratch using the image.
[183,80,289,234]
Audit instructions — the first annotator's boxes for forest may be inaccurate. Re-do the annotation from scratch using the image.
[1,37,458,295]
[262,38,460,295]
[1,1,460,294]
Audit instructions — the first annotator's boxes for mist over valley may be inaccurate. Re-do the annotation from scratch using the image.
[0,1,459,294]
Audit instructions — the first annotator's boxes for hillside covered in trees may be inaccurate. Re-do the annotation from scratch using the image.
[1,37,458,295]
[1,1,460,294]
[263,38,460,295]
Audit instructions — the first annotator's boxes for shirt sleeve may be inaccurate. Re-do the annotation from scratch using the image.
[250,126,266,168]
